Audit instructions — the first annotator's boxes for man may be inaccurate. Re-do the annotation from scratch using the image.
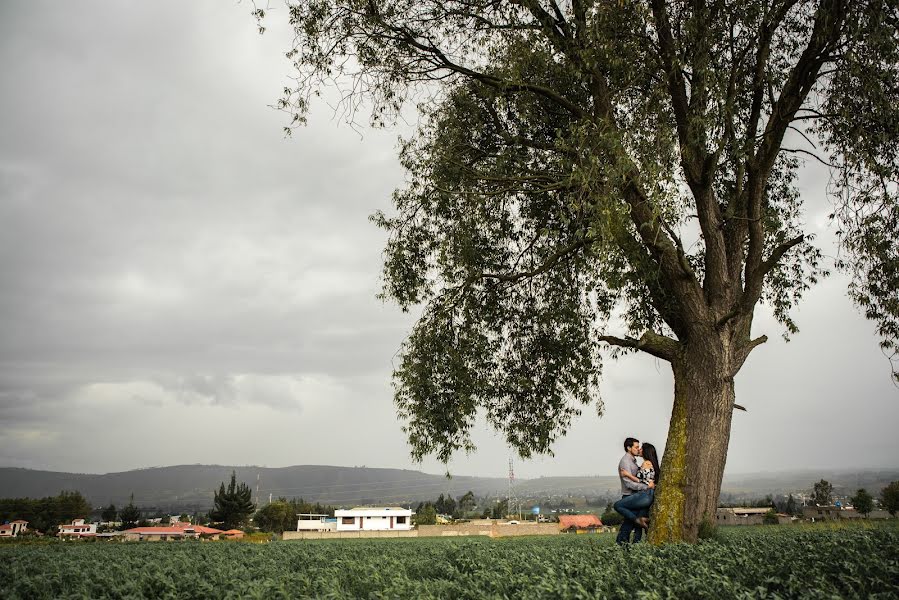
[614,437,653,545]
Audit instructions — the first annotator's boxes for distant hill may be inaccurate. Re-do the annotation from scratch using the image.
[0,465,512,511]
[0,465,895,512]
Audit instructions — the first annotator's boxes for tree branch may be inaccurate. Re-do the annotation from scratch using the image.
[599,331,681,362]
[479,235,598,284]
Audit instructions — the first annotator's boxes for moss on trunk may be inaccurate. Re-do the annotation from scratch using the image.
[648,381,687,544]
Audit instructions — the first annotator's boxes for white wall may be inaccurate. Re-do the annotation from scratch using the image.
[335,514,412,531]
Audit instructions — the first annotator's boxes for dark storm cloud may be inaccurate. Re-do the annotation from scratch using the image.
[0,1,895,478]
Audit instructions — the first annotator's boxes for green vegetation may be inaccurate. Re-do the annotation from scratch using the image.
[253,499,335,533]
[1,523,896,598]
[119,494,142,530]
[851,489,875,517]
[881,481,899,516]
[0,491,91,534]
[813,479,834,506]
[209,472,255,530]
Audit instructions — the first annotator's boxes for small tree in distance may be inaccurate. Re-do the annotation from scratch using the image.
[881,481,899,517]
[850,489,874,518]
[119,494,141,530]
[209,472,256,530]
[457,491,477,515]
[813,480,834,506]
[101,503,117,523]
[784,494,798,516]
[600,502,623,527]
[414,502,437,525]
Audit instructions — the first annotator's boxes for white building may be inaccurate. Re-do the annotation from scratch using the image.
[296,513,336,532]
[0,520,28,537]
[334,507,413,531]
[58,518,97,537]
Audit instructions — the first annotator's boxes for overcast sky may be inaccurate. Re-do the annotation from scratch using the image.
[0,1,896,483]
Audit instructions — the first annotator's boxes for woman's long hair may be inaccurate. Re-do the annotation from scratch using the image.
[642,443,661,483]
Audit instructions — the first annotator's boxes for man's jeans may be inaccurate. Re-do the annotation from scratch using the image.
[614,490,654,544]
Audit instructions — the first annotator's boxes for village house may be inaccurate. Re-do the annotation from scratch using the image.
[121,522,223,541]
[221,529,244,539]
[334,507,413,531]
[803,505,893,521]
[803,505,848,521]
[558,514,603,533]
[296,513,337,532]
[0,520,28,537]
[715,507,793,525]
[58,519,97,538]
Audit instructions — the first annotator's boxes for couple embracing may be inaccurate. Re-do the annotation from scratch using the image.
[614,437,660,545]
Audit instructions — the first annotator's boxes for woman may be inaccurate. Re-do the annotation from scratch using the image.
[613,443,661,533]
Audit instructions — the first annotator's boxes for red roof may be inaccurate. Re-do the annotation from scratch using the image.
[11,520,28,524]
[222,529,244,535]
[123,527,191,535]
[558,515,603,529]
[0,524,12,531]
[124,525,223,535]
[168,522,223,534]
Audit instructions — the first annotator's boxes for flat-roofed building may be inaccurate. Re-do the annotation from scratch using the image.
[334,507,413,531]
[297,513,337,532]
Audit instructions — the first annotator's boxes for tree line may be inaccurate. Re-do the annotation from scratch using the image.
[0,491,92,534]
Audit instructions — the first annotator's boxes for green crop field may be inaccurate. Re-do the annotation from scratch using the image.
[2,523,897,599]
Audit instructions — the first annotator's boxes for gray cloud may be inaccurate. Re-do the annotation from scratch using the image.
[0,0,896,480]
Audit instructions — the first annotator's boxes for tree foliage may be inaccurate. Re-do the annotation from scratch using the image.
[850,488,874,517]
[881,481,899,516]
[458,490,477,515]
[813,479,834,506]
[119,494,142,530]
[414,502,437,525]
[253,498,336,533]
[601,502,624,526]
[209,472,256,530]
[0,491,92,534]
[260,0,899,467]
[491,498,510,519]
[785,494,798,516]
[101,504,117,523]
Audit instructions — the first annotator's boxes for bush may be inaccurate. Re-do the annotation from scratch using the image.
[698,515,718,539]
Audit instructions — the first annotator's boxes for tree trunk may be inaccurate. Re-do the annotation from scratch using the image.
[649,335,736,544]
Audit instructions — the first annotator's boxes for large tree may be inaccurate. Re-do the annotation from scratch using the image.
[259,0,899,542]
[209,472,256,529]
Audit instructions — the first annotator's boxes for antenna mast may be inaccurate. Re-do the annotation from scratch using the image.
[508,457,517,520]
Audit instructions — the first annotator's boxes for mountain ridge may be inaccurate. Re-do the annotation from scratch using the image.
[1,464,896,512]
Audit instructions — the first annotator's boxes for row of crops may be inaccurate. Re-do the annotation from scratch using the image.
[2,522,897,598]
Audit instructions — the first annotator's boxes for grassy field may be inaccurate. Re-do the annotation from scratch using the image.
[1,522,896,599]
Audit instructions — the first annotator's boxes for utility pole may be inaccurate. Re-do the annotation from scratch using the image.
[255,473,260,506]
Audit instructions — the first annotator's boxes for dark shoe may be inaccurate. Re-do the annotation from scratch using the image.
[636,517,650,529]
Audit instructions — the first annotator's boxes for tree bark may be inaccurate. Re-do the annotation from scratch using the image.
[649,333,736,543]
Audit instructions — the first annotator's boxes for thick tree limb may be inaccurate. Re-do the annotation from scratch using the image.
[731,334,769,375]
[599,331,681,362]
[744,0,847,290]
